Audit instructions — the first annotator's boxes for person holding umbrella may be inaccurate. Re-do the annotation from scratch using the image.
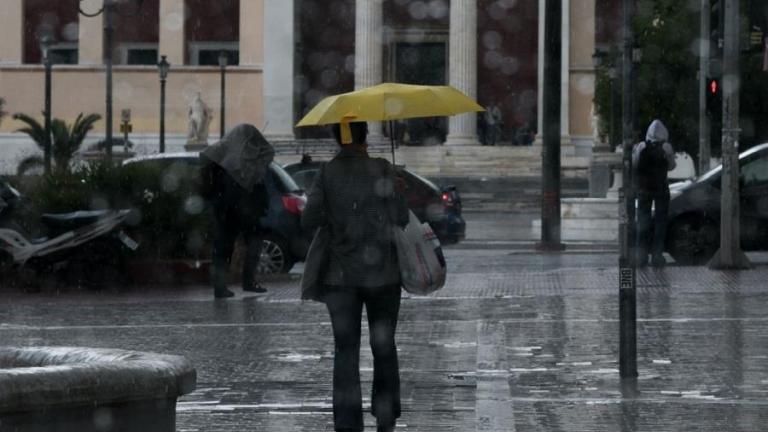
[302,120,408,432]
[199,124,275,299]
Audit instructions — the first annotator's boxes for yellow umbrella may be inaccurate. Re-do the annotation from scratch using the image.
[296,82,484,126]
[296,83,484,162]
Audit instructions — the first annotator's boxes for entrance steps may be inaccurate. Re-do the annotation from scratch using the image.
[276,142,590,179]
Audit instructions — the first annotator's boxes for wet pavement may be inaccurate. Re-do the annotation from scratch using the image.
[2,249,768,431]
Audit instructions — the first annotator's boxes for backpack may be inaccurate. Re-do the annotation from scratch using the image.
[636,141,669,192]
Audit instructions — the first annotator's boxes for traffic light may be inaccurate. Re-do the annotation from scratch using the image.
[706,76,722,147]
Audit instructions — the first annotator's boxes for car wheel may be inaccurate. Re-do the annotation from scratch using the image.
[258,234,295,274]
[667,216,719,265]
[231,234,295,277]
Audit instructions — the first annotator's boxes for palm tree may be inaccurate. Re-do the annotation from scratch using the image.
[13,112,101,175]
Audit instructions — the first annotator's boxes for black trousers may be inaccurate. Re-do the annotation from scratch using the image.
[324,284,402,431]
[211,211,263,291]
[636,191,670,262]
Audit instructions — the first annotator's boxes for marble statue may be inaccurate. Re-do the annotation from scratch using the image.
[187,92,213,147]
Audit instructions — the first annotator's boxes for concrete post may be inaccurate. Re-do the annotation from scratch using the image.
[538,0,564,250]
[619,0,638,379]
[709,0,751,269]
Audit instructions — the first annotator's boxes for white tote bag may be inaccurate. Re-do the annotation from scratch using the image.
[393,210,447,295]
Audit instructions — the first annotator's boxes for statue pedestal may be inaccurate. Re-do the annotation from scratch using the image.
[184,142,208,152]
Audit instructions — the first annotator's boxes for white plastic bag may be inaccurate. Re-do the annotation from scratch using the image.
[393,210,447,295]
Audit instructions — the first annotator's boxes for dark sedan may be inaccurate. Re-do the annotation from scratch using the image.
[123,153,312,274]
[666,143,768,264]
[284,160,466,245]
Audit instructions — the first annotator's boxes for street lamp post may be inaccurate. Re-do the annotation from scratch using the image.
[41,36,53,175]
[219,50,228,138]
[79,0,144,165]
[157,55,170,153]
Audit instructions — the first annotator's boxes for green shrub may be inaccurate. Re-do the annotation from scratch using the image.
[19,160,212,259]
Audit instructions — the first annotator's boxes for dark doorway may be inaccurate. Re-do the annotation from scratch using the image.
[393,41,447,145]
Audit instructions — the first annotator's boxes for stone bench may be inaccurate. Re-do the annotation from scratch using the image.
[0,347,196,432]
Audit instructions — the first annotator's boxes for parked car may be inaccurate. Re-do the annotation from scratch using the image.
[122,153,311,274]
[284,160,466,245]
[666,143,768,264]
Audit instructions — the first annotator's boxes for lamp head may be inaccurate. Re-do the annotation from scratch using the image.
[218,51,228,67]
[157,55,170,79]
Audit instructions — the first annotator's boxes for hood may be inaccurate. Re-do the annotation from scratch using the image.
[201,124,275,190]
[645,119,669,143]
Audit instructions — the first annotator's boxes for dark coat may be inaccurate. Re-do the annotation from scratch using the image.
[200,159,269,226]
[301,148,409,288]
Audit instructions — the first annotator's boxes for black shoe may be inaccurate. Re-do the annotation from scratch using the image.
[243,282,267,293]
[377,423,395,432]
[214,288,235,298]
[651,255,666,268]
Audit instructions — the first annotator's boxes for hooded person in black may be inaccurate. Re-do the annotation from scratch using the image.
[632,119,677,267]
[200,124,275,298]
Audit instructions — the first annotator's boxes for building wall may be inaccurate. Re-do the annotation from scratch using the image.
[0,65,263,135]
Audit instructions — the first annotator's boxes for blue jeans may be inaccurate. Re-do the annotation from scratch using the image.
[636,191,670,263]
[324,284,402,431]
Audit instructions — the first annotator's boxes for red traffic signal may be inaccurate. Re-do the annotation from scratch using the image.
[709,78,719,94]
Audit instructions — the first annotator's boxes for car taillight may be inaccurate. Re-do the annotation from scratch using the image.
[442,192,454,206]
[282,193,306,214]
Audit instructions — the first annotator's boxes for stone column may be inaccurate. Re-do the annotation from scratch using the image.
[354,0,384,141]
[0,0,23,64]
[240,0,263,66]
[263,0,295,141]
[445,0,479,146]
[159,0,186,65]
[78,0,104,65]
[569,0,597,154]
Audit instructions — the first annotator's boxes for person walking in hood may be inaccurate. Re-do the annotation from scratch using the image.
[199,124,275,298]
[302,121,409,432]
[632,119,677,267]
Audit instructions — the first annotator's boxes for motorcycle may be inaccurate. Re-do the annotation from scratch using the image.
[0,179,139,289]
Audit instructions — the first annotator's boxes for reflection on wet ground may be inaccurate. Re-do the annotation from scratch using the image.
[2,252,768,431]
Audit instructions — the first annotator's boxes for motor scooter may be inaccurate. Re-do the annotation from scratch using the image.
[0,179,138,288]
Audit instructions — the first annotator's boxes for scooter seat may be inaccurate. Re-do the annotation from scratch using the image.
[40,210,109,230]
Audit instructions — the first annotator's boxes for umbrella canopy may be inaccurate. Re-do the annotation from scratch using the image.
[201,124,275,190]
[296,83,484,127]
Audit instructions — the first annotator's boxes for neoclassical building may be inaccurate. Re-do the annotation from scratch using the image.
[0,0,610,173]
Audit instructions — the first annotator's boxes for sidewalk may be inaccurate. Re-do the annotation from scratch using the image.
[2,252,767,431]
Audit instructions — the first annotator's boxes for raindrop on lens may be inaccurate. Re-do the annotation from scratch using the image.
[162,173,180,193]
[483,31,502,51]
[184,195,204,215]
[408,1,428,20]
[427,0,448,19]
[62,22,79,41]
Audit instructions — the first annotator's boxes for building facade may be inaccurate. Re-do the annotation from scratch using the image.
[0,0,600,173]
